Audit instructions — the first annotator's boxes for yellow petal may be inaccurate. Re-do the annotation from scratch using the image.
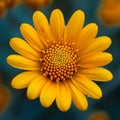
[79,67,113,82]
[10,37,40,61]
[40,80,57,107]
[33,11,51,47]
[56,82,71,111]
[27,74,47,100]
[64,10,85,43]
[11,71,40,89]
[50,9,65,42]
[72,74,102,99]
[75,23,98,55]
[79,52,113,68]
[7,55,41,70]
[67,81,88,111]
[83,36,112,54]
[20,23,44,51]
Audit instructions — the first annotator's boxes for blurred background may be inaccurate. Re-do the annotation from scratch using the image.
[0,0,120,120]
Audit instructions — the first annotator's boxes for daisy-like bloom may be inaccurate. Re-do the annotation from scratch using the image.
[7,9,113,111]
[22,0,53,10]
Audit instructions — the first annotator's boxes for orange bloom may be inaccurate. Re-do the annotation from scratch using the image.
[7,9,113,111]
[98,0,120,26]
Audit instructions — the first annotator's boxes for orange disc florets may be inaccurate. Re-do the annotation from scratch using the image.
[41,42,78,82]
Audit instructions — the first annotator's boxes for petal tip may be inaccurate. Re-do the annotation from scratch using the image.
[20,23,27,32]
[103,69,113,81]
[11,80,15,88]
[33,10,41,15]
[20,23,25,28]
[20,23,29,30]
[33,10,43,20]
[86,23,98,32]
[73,10,85,22]
[40,99,50,108]
[109,53,113,63]
[58,105,71,112]
[11,80,20,89]
[9,38,17,48]
[91,23,98,30]
[79,101,88,111]
[6,55,11,64]
[81,106,88,111]
[52,9,62,13]
[27,92,35,100]
[108,71,113,81]
[78,10,85,15]
[104,36,112,43]
[96,90,102,99]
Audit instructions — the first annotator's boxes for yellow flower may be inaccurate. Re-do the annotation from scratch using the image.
[7,9,113,111]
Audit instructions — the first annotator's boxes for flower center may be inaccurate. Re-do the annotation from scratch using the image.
[41,42,78,82]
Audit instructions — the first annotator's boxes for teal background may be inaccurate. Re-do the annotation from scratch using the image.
[0,0,120,119]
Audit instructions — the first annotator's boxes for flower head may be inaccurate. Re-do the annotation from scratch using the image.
[7,9,113,111]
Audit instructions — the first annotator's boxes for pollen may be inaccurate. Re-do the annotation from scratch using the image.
[41,42,78,82]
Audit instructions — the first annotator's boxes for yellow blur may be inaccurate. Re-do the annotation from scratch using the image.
[98,0,120,26]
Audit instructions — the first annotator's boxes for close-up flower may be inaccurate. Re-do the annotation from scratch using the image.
[7,9,113,111]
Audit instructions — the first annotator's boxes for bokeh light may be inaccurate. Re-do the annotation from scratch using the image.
[0,0,20,17]
[0,0,6,17]
[0,74,11,114]
[88,111,110,120]
[22,0,53,10]
[98,0,120,26]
